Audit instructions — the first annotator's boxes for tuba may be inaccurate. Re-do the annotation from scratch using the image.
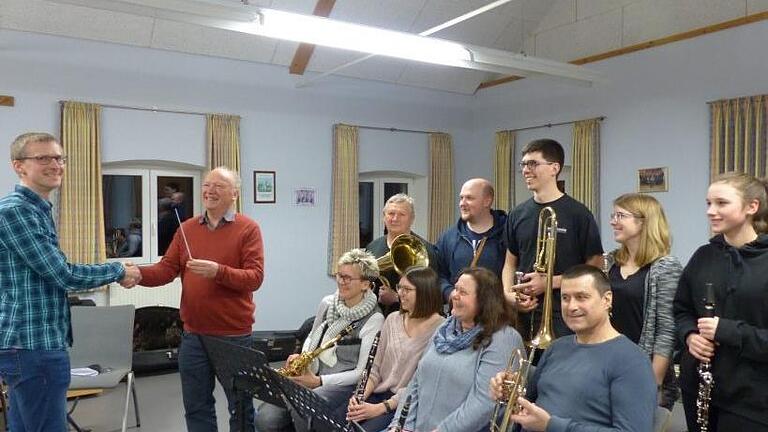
[376,234,430,289]
[490,348,532,432]
[527,206,561,351]
[277,323,356,377]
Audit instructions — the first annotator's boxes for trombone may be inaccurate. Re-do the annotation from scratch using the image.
[528,206,562,351]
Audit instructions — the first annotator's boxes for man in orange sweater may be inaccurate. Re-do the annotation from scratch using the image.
[134,166,264,432]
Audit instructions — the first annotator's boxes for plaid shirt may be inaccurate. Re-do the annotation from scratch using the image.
[0,185,125,350]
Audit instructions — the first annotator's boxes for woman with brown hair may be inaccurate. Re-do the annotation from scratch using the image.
[386,267,523,432]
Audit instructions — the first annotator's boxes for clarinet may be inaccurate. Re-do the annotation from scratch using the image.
[354,331,381,402]
[696,283,716,432]
[391,394,412,432]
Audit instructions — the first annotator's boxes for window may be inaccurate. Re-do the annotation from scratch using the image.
[359,173,427,247]
[103,167,201,264]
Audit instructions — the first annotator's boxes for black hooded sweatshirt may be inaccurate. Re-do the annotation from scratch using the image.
[674,234,768,425]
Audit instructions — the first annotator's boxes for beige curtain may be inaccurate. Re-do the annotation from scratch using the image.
[206,114,242,212]
[59,101,107,274]
[710,95,767,179]
[328,124,359,274]
[494,130,515,211]
[428,133,454,243]
[572,118,601,216]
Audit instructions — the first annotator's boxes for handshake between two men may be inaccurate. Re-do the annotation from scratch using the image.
[117,258,222,288]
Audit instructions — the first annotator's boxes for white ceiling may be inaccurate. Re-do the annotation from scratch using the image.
[0,0,556,94]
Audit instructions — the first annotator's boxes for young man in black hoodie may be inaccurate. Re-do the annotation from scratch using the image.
[435,178,507,302]
[674,172,768,431]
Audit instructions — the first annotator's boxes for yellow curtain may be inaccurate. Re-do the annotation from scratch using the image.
[494,130,515,211]
[328,124,359,274]
[571,118,601,216]
[59,102,107,277]
[428,133,454,243]
[710,95,767,179]
[206,114,242,212]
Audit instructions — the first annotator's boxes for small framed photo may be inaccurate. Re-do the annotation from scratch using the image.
[294,188,316,206]
[637,167,668,193]
[253,171,276,203]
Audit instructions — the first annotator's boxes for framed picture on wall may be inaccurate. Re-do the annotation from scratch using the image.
[294,188,316,206]
[254,171,276,203]
[637,167,668,193]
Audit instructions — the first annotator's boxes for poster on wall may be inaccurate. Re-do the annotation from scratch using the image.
[254,171,276,203]
[637,167,668,193]
[293,188,316,207]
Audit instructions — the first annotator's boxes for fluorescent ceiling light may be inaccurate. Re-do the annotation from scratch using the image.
[43,0,602,85]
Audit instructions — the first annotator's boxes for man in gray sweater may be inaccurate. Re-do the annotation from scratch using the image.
[491,264,656,432]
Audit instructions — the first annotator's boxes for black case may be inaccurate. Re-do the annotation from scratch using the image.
[133,306,183,374]
[251,330,301,362]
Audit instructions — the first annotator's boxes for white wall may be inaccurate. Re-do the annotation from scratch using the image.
[472,19,768,262]
[0,29,473,330]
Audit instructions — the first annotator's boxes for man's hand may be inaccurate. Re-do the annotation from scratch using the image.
[519,272,547,297]
[186,259,219,279]
[489,370,511,401]
[346,397,387,422]
[508,397,550,432]
[379,283,399,306]
[515,293,538,313]
[119,262,141,288]
[697,317,719,341]
[686,333,715,362]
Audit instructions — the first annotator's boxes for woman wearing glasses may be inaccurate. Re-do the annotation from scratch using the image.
[387,267,523,432]
[604,193,682,410]
[255,249,384,432]
[344,266,444,431]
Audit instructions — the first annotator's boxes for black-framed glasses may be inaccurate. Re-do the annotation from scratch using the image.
[16,155,68,166]
[335,273,365,284]
[396,284,416,293]
[518,160,555,170]
[609,212,643,221]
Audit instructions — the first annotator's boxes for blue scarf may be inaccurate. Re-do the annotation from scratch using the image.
[433,316,483,354]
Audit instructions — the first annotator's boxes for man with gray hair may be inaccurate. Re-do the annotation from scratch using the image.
[365,193,438,315]
[0,132,141,431]
[134,166,265,432]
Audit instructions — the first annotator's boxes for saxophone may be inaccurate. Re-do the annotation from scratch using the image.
[391,394,412,432]
[277,323,356,377]
[696,283,716,432]
[353,331,381,402]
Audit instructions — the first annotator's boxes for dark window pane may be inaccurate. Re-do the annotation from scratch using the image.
[383,183,408,205]
[359,182,374,247]
[103,175,143,258]
[157,176,194,256]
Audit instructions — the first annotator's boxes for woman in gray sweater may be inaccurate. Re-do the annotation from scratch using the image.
[605,193,683,409]
[388,267,524,432]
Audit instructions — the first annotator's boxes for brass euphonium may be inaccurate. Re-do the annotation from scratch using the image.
[528,206,561,351]
[277,324,356,377]
[490,348,532,432]
[376,234,430,289]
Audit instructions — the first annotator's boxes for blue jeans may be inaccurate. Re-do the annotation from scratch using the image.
[179,332,255,432]
[0,348,70,432]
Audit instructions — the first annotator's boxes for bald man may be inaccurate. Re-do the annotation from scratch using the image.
[435,178,508,301]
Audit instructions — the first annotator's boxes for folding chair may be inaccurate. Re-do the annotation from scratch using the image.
[68,305,140,432]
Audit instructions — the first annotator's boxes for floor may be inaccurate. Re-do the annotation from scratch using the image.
[67,371,690,432]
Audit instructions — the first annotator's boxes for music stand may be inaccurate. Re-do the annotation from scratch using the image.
[200,335,362,432]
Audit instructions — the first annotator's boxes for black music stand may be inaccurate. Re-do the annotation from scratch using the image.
[200,335,361,432]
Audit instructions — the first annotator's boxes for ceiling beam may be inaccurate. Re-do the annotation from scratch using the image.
[288,0,336,75]
[477,10,768,92]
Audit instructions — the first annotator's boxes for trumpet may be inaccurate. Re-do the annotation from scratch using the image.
[277,323,356,377]
[528,206,562,351]
[490,348,532,432]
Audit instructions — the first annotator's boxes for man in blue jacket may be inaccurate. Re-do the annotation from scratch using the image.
[435,178,507,301]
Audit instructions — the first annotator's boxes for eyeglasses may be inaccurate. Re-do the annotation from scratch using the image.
[609,212,643,221]
[518,160,555,171]
[16,155,68,166]
[335,273,366,284]
[396,284,416,293]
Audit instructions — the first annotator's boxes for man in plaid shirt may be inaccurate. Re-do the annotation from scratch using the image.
[0,132,141,431]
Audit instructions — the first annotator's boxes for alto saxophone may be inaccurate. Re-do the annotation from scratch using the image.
[278,323,356,377]
[696,283,716,432]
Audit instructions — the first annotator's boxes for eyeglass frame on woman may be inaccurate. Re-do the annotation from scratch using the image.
[15,155,68,166]
[395,284,416,293]
[609,211,643,221]
[518,160,556,171]
[334,273,367,284]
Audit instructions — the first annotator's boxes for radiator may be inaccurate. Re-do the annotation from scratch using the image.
[109,278,182,308]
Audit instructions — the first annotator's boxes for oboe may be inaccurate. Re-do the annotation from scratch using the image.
[696,282,716,432]
[354,331,381,402]
[392,394,412,432]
